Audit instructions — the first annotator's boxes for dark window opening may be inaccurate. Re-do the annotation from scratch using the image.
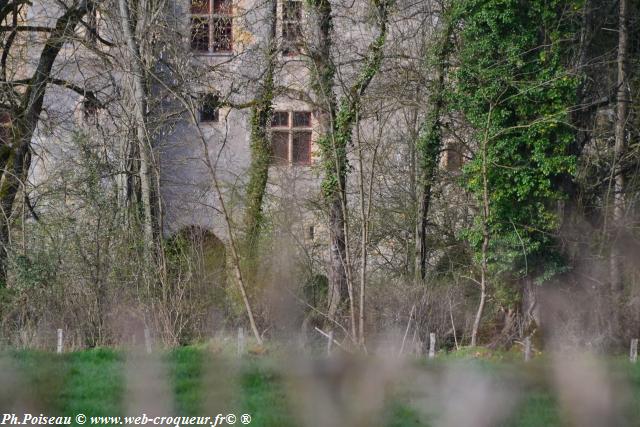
[282,1,302,56]
[213,0,232,14]
[200,93,220,122]
[283,0,301,20]
[191,18,209,52]
[293,111,310,127]
[272,131,289,164]
[212,17,232,52]
[292,131,311,164]
[83,98,99,124]
[446,150,462,171]
[271,111,289,127]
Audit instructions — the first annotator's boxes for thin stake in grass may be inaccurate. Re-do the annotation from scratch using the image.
[524,337,532,362]
[144,328,152,354]
[238,327,245,358]
[57,329,63,354]
[428,333,436,359]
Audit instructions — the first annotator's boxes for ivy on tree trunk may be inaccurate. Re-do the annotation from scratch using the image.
[308,0,391,340]
[243,0,278,268]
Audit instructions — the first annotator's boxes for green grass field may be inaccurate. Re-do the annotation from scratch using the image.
[1,346,639,426]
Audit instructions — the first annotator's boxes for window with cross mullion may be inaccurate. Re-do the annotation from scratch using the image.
[270,111,312,165]
[191,0,233,53]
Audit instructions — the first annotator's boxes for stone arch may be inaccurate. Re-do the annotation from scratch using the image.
[163,226,228,343]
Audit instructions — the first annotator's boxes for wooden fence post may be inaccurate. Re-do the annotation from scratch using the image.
[237,327,245,357]
[630,338,638,363]
[57,328,63,354]
[524,336,531,362]
[144,328,152,354]
[428,333,436,359]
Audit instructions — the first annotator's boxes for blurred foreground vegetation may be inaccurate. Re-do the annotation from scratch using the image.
[1,346,639,426]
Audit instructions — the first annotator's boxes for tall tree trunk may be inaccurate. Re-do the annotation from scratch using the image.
[356,118,378,347]
[327,192,348,326]
[243,0,277,269]
[560,0,592,229]
[0,1,93,284]
[118,0,156,260]
[471,106,493,347]
[414,14,453,283]
[610,0,628,334]
[307,0,343,327]
[309,0,390,340]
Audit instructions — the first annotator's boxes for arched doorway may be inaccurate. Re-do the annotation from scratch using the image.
[165,226,227,343]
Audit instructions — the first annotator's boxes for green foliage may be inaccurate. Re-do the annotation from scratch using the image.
[10,253,55,290]
[491,274,521,307]
[168,346,205,414]
[302,273,328,308]
[318,103,352,200]
[1,131,169,346]
[452,0,580,281]
[416,10,453,182]
[8,349,123,422]
[305,0,336,105]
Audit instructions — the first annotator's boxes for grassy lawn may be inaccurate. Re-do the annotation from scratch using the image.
[4,349,123,424]
[168,346,204,415]
[3,346,639,426]
[58,349,124,418]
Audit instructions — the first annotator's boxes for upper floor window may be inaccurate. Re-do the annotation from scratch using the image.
[270,111,312,165]
[281,0,302,56]
[191,0,233,54]
[199,93,220,123]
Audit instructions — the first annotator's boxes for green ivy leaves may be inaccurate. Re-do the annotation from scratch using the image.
[453,0,580,281]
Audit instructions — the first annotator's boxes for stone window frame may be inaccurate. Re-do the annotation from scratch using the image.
[190,0,233,54]
[280,0,304,57]
[270,110,313,166]
[199,93,220,123]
